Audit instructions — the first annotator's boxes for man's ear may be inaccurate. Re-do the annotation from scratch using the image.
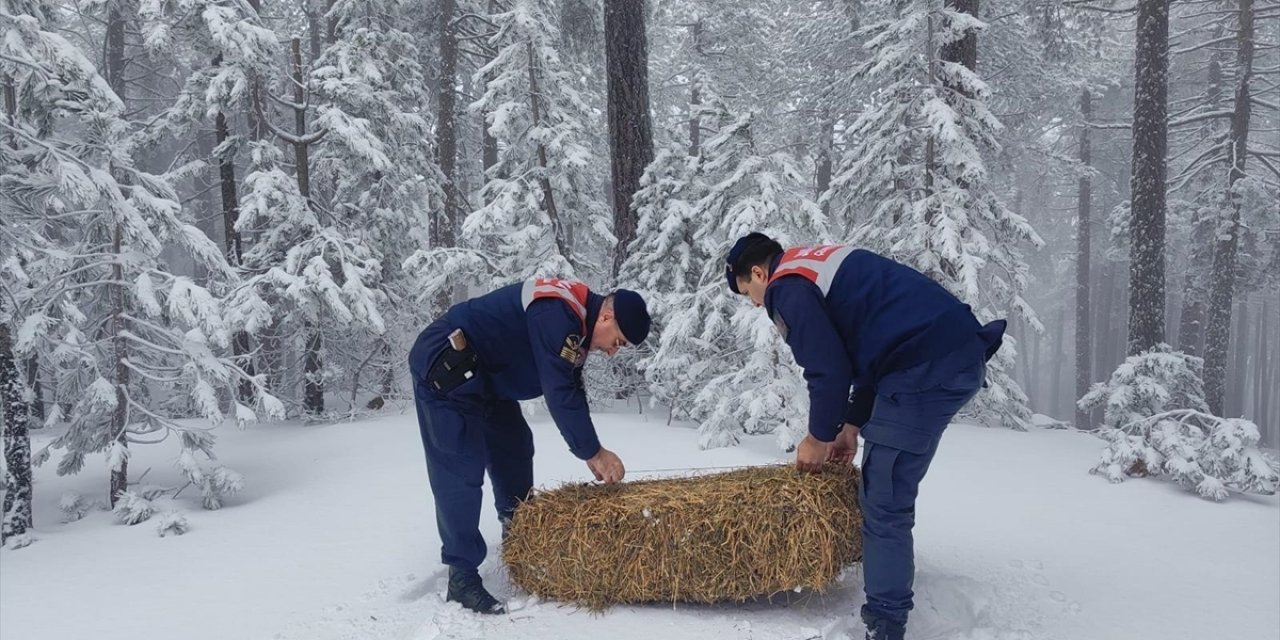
[752,265,767,282]
[599,304,615,321]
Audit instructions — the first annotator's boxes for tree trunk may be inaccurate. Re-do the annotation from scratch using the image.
[1093,259,1112,382]
[24,356,41,424]
[436,0,458,256]
[1256,294,1271,439]
[308,0,324,63]
[1267,291,1279,447]
[1226,298,1249,416]
[940,0,979,79]
[1177,27,1225,357]
[105,3,130,507]
[245,0,267,142]
[688,19,703,156]
[605,0,654,278]
[1029,316,1041,410]
[1,312,33,542]
[480,0,500,180]
[526,42,571,262]
[211,56,255,404]
[1203,0,1254,415]
[1252,295,1267,423]
[816,113,834,219]
[1075,87,1093,429]
[281,38,324,416]
[1052,306,1066,417]
[1126,0,1171,355]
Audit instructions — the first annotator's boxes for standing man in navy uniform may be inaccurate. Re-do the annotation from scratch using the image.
[408,278,651,614]
[725,233,1004,640]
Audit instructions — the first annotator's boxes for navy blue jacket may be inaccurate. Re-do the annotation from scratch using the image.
[410,283,602,460]
[763,250,1004,441]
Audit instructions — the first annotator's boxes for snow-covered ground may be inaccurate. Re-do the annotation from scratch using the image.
[2,406,1277,640]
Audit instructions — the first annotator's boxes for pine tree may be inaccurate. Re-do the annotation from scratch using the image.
[825,0,1043,430]
[622,108,828,449]
[308,0,444,408]
[460,0,612,282]
[1,3,280,507]
[1081,345,1277,500]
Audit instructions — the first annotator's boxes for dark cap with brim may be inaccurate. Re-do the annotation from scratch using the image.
[612,289,650,345]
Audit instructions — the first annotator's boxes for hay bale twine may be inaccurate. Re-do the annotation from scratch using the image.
[502,464,861,609]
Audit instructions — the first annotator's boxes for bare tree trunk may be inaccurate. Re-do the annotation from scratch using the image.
[526,42,571,262]
[816,113,834,219]
[1126,0,1171,355]
[1052,306,1066,417]
[308,0,324,62]
[1177,26,1225,358]
[1,308,33,542]
[605,0,655,278]
[1093,258,1113,382]
[280,38,325,417]
[105,3,130,507]
[940,0,979,79]
[436,0,459,258]
[1252,295,1267,422]
[1029,316,1041,410]
[480,0,500,180]
[1075,87,1093,429]
[1267,291,1279,447]
[688,19,703,156]
[1256,294,1271,437]
[210,55,256,404]
[1203,0,1254,415]
[1226,298,1249,416]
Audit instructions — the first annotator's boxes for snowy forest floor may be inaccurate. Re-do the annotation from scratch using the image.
[2,406,1277,640]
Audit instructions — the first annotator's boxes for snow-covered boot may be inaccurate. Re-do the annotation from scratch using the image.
[446,567,506,614]
[862,608,905,640]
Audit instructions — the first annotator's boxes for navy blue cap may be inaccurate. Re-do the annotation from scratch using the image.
[724,234,760,294]
[612,289,650,345]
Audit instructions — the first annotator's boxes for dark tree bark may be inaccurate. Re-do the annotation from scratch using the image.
[1177,41,1224,357]
[106,3,130,507]
[1,315,32,542]
[1203,0,1254,415]
[816,113,834,219]
[1255,294,1270,433]
[940,0,979,77]
[211,54,255,403]
[605,0,654,278]
[1075,88,1093,429]
[2,74,32,539]
[282,38,325,417]
[688,19,703,157]
[436,0,459,257]
[1052,306,1066,416]
[1126,0,1171,355]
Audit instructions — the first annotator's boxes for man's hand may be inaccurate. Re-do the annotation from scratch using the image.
[795,434,831,473]
[586,447,625,484]
[829,423,859,465]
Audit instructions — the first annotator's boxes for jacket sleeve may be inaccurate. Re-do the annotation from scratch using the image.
[525,299,602,460]
[767,279,854,442]
[845,387,875,427]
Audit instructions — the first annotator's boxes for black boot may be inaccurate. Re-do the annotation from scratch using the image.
[861,606,905,640]
[446,567,506,614]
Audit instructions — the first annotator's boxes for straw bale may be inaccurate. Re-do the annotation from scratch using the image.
[502,464,861,609]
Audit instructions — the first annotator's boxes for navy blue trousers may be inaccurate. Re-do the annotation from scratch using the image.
[857,339,987,626]
[409,334,534,571]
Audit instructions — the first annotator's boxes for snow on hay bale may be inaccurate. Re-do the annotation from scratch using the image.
[503,464,861,609]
